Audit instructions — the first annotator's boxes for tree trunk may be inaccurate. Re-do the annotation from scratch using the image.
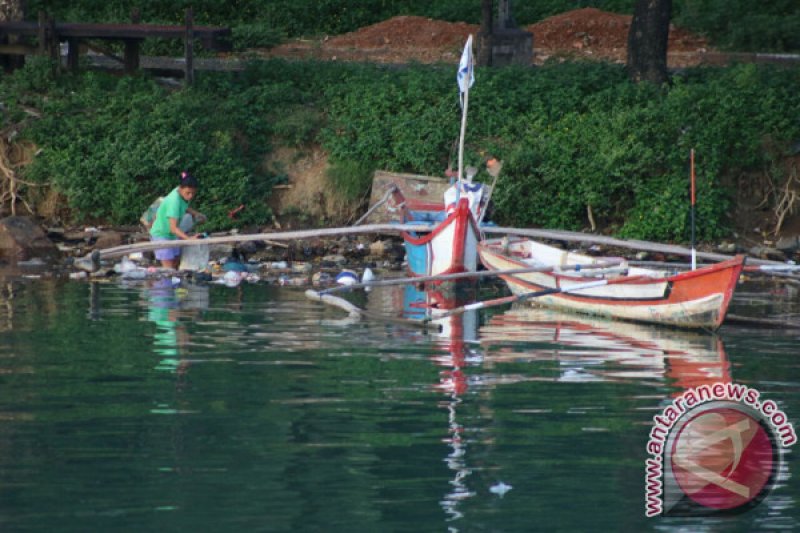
[476,0,493,67]
[0,0,26,72]
[627,0,672,84]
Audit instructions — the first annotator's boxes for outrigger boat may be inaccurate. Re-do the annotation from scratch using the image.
[395,34,490,277]
[396,183,485,277]
[478,238,745,330]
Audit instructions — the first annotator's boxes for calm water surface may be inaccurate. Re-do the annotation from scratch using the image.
[0,278,797,532]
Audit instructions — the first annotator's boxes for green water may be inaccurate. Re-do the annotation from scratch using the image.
[0,279,797,532]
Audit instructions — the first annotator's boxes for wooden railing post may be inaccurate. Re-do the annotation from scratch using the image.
[37,11,46,55]
[67,37,79,71]
[184,8,194,86]
[124,8,141,74]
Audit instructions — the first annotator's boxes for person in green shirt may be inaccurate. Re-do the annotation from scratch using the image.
[149,171,206,269]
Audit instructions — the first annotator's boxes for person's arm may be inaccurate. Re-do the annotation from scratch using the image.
[168,217,199,240]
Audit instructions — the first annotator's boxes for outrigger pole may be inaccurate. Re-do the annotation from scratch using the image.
[690,148,697,271]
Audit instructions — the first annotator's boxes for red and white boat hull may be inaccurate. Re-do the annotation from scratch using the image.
[479,238,744,329]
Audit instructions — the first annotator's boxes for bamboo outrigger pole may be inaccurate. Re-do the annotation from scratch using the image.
[690,148,697,270]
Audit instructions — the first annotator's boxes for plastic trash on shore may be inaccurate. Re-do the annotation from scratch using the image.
[179,243,210,272]
[361,267,375,283]
[336,270,358,286]
[311,272,332,286]
[215,270,244,287]
[114,256,138,274]
[121,270,147,280]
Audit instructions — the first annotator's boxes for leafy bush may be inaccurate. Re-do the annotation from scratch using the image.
[326,160,375,202]
[3,62,278,229]
[3,56,800,243]
[232,24,286,50]
[674,0,800,53]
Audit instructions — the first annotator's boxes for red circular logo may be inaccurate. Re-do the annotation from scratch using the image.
[670,407,775,510]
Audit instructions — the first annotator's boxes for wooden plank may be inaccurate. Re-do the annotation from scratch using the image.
[366,170,450,223]
[0,21,230,41]
[0,43,37,55]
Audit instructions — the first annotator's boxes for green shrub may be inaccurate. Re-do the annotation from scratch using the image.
[232,24,286,50]
[3,56,800,244]
[326,160,375,202]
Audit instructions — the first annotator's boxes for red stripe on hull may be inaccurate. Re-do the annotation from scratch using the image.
[479,240,745,329]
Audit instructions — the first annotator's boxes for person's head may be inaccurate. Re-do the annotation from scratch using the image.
[178,171,198,201]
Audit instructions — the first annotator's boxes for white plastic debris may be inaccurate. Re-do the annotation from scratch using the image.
[361,267,375,283]
[489,482,512,497]
[115,256,137,274]
[121,270,147,280]
[222,270,242,287]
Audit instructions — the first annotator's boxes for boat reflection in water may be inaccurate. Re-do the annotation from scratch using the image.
[480,305,730,391]
[367,283,731,526]
[367,282,481,522]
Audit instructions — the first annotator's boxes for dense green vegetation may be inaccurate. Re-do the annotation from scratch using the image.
[23,0,800,53]
[2,57,799,240]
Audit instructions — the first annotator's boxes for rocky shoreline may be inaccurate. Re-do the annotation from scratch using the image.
[0,215,411,287]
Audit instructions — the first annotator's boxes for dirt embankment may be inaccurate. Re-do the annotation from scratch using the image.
[263,8,712,68]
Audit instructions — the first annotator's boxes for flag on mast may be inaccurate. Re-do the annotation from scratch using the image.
[457,35,474,106]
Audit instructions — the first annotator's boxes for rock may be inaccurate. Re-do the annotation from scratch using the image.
[209,244,234,260]
[322,254,347,266]
[291,262,312,274]
[369,240,387,257]
[312,271,332,285]
[93,230,123,250]
[775,236,800,253]
[63,229,91,242]
[748,245,787,261]
[235,240,265,258]
[717,242,737,254]
[0,216,60,264]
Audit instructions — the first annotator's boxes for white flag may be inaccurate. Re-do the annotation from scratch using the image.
[457,35,474,95]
